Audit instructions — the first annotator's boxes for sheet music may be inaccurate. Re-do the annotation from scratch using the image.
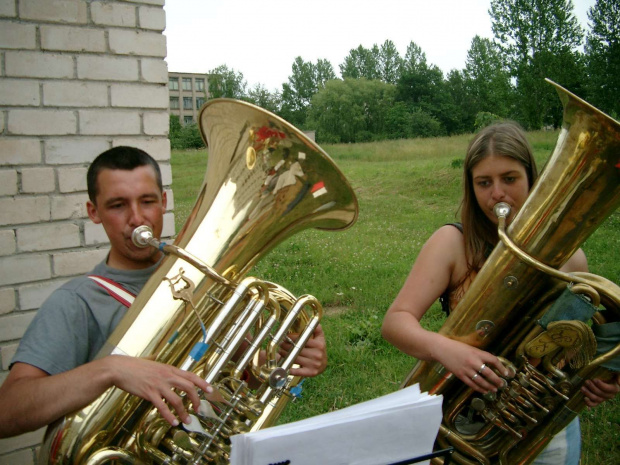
[230,384,442,465]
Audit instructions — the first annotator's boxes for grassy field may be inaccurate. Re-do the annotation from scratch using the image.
[171,131,619,464]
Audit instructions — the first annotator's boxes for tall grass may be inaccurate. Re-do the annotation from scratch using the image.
[171,131,619,464]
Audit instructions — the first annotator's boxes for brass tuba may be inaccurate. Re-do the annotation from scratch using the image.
[401,80,620,464]
[39,100,358,464]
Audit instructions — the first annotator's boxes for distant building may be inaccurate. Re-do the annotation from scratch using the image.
[168,72,209,125]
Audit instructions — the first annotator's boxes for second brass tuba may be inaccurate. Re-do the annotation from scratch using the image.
[402,80,620,464]
[39,100,359,464]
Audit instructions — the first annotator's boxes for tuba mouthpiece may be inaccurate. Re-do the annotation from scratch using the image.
[131,225,154,248]
[494,202,511,219]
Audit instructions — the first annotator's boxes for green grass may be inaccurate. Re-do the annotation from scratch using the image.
[171,131,619,464]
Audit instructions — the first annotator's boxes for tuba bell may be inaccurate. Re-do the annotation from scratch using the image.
[401,80,620,464]
[39,99,358,464]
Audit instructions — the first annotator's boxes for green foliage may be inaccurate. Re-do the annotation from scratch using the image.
[169,116,205,150]
[207,64,247,99]
[171,132,619,464]
[474,111,502,131]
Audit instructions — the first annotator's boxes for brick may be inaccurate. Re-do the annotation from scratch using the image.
[45,138,109,165]
[91,1,136,27]
[0,197,50,226]
[43,81,108,107]
[0,1,17,16]
[131,0,165,5]
[18,278,66,311]
[1,342,18,370]
[84,221,108,245]
[0,79,39,106]
[0,139,41,166]
[20,0,87,23]
[0,113,4,132]
[143,111,169,136]
[0,254,51,286]
[0,170,18,196]
[17,223,80,252]
[20,167,55,194]
[8,109,77,136]
[111,84,168,109]
[108,29,166,57]
[164,188,174,211]
[139,6,166,31]
[53,247,108,276]
[5,51,74,79]
[141,58,168,83]
[160,163,172,186]
[0,448,33,465]
[79,110,140,135]
[0,229,16,256]
[77,55,140,82]
[58,167,87,193]
[0,427,44,455]
[41,25,105,53]
[0,21,36,49]
[0,312,34,342]
[162,212,175,238]
[50,193,87,220]
[0,288,15,314]
[112,137,170,161]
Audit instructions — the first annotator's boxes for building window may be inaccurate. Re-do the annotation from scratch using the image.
[184,116,193,125]
[195,79,205,92]
[196,97,205,109]
[170,97,179,109]
[182,78,192,91]
[169,78,179,90]
[183,97,193,110]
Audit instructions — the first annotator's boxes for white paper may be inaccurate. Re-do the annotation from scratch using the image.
[230,384,443,465]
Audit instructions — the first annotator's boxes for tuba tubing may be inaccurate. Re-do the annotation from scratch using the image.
[402,80,620,465]
[39,99,359,464]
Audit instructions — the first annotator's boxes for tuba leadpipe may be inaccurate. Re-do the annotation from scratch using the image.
[402,80,620,465]
[39,99,359,464]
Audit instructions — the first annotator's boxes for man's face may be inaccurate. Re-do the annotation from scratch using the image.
[87,166,167,270]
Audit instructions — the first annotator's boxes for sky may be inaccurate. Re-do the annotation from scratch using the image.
[163,0,596,92]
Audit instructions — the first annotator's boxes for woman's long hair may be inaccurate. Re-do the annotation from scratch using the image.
[460,121,538,272]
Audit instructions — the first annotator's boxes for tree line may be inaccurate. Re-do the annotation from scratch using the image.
[173,0,619,147]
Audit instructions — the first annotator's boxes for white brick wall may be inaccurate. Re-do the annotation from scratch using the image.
[0,1,172,461]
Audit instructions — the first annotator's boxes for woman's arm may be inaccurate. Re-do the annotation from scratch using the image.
[382,226,509,394]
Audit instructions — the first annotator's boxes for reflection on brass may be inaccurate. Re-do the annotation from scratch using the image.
[401,80,620,465]
[39,99,359,464]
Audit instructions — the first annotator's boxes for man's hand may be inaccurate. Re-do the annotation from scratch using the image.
[106,355,215,426]
[283,325,328,377]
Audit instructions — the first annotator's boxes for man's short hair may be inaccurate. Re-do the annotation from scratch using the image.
[87,146,163,203]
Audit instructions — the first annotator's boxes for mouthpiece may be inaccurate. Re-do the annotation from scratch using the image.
[131,225,154,248]
[494,202,511,219]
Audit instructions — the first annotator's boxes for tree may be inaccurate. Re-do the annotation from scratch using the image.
[379,40,403,84]
[208,65,247,99]
[584,0,620,117]
[339,45,381,80]
[463,36,513,120]
[247,84,281,114]
[490,0,584,128]
[281,57,337,127]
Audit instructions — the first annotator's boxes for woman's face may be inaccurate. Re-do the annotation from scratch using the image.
[471,155,530,225]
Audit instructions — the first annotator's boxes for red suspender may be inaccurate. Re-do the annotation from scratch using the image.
[87,275,136,308]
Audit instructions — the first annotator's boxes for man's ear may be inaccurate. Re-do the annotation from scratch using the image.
[86,200,102,224]
[162,190,167,212]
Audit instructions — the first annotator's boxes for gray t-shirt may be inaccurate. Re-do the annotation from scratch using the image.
[11,259,160,375]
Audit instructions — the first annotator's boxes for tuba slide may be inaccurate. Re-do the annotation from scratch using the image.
[39,100,358,464]
[402,80,620,464]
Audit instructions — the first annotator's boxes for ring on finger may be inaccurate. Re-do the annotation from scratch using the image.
[471,373,479,381]
[478,363,486,375]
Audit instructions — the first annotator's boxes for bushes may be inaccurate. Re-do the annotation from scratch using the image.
[169,116,205,150]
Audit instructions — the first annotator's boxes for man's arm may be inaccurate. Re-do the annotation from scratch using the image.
[0,357,214,439]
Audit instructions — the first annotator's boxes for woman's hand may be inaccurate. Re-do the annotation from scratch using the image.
[582,375,620,408]
[436,338,512,395]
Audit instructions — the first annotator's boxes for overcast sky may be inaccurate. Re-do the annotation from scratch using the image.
[163,0,596,92]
